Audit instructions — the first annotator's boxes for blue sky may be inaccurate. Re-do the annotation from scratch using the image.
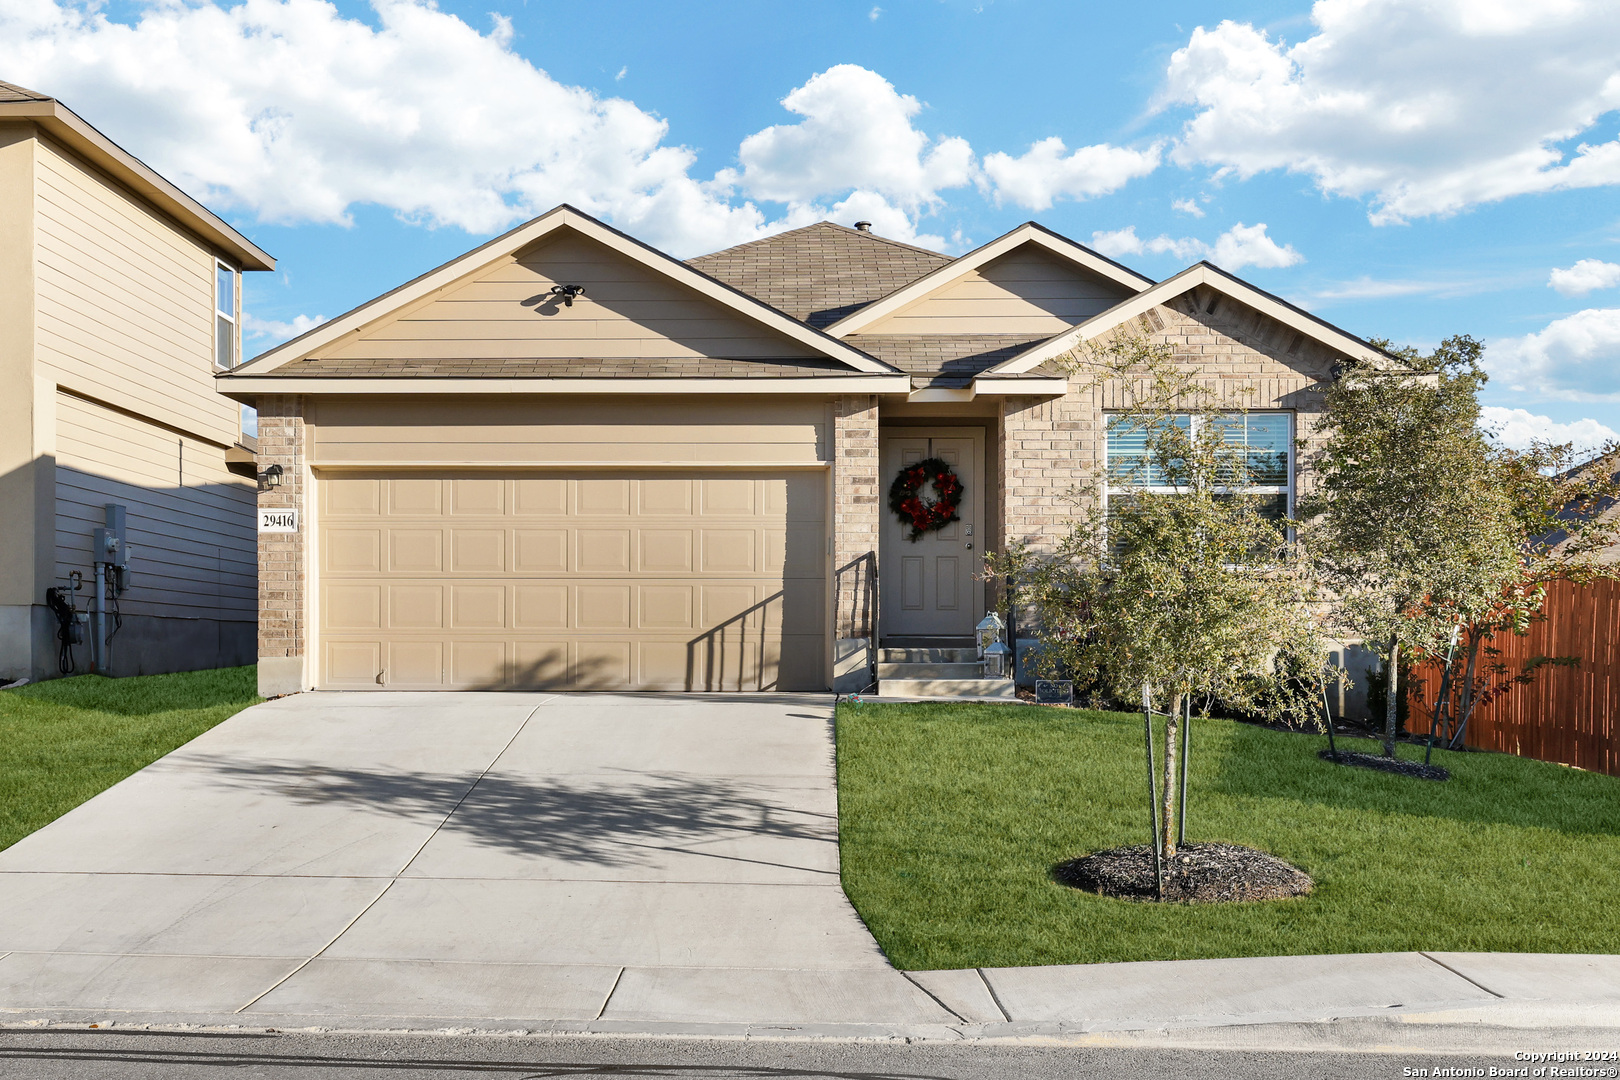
[6,0,1620,449]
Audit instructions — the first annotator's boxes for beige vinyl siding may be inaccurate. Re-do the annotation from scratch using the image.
[32,135,238,449]
[54,391,256,621]
[317,471,826,691]
[324,231,822,362]
[309,396,830,466]
[860,245,1135,336]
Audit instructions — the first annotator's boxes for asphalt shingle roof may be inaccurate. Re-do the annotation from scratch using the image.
[844,334,1055,388]
[0,81,51,103]
[688,222,952,329]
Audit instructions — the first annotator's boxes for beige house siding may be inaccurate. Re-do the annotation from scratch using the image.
[308,396,828,467]
[999,290,1340,554]
[856,246,1136,337]
[0,125,43,679]
[33,134,239,448]
[324,231,825,363]
[54,390,256,622]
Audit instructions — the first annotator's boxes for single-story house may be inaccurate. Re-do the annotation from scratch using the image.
[218,205,1387,698]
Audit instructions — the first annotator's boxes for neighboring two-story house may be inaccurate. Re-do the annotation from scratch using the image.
[0,81,274,683]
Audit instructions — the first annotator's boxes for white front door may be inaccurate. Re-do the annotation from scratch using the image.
[879,430,983,638]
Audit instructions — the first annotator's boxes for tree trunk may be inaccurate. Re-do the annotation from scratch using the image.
[1451,632,1482,750]
[1383,636,1400,758]
[1163,692,1182,856]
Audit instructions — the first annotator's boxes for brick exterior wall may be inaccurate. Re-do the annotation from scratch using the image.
[832,393,880,642]
[255,394,306,695]
[999,289,1339,554]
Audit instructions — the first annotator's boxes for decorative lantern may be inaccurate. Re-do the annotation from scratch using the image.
[983,639,1012,680]
[974,611,1006,660]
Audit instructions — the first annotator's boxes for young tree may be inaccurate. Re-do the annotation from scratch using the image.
[988,333,1330,860]
[1298,335,1616,759]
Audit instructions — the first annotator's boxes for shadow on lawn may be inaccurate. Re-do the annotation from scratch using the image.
[1198,720,1620,838]
[185,755,839,872]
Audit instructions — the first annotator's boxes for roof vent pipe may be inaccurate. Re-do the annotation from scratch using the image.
[853,221,872,232]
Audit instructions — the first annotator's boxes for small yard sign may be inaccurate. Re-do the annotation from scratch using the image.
[1035,679,1074,705]
[258,508,299,533]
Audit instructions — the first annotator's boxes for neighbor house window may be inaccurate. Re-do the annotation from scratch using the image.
[215,262,238,368]
[1105,412,1293,523]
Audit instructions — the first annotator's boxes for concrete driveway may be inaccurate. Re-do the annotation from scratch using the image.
[0,693,950,1027]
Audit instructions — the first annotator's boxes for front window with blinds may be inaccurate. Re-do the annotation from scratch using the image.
[215,262,238,368]
[1105,412,1293,523]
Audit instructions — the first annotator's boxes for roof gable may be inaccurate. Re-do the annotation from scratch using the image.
[0,82,272,270]
[824,222,1153,337]
[986,261,1392,376]
[688,222,951,328]
[234,206,898,376]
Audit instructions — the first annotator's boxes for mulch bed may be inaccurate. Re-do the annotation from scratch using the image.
[1318,748,1450,781]
[1054,842,1314,904]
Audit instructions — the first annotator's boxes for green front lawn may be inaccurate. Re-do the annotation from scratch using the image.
[836,701,1620,970]
[0,666,260,852]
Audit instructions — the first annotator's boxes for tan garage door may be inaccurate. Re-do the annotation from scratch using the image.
[317,471,826,691]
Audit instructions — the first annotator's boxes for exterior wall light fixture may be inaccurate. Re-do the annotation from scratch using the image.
[258,463,284,492]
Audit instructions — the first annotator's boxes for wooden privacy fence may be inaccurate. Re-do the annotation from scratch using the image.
[1407,578,1620,776]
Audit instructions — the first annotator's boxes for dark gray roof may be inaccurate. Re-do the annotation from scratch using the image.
[0,81,51,103]
[688,223,952,329]
[263,356,861,378]
[844,335,1054,389]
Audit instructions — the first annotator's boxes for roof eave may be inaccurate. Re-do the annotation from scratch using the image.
[214,373,914,400]
[0,99,274,271]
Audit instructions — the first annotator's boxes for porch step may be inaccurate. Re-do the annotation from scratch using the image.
[877,662,983,679]
[878,678,1020,701]
[878,647,978,664]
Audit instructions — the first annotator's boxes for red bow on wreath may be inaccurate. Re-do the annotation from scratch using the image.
[888,458,964,541]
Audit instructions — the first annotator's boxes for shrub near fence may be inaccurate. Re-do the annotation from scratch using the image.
[1408,578,1620,777]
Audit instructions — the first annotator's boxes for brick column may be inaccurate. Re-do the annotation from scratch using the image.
[831,394,879,691]
[256,394,307,697]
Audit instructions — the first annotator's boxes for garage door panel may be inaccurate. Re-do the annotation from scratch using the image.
[388,585,444,629]
[389,478,443,515]
[452,641,507,687]
[514,585,568,629]
[514,478,567,515]
[640,585,694,629]
[577,585,631,629]
[513,529,567,572]
[389,529,444,572]
[319,472,826,691]
[451,585,505,629]
[451,530,505,572]
[326,584,381,629]
[639,530,693,573]
[575,642,631,688]
[577,529,631,572]
[389,641,444,686]
[325,477,382,516]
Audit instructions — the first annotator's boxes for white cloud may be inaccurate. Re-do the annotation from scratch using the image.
[243,311,326,346]
[730,66,975,220]
[1089,222,1301,271]
[1549,258,1620,296]
[0,2,1163,256]
[1160,1,1620,224]
[1208,222,1302,269]
[981,136,1161,211]
[1480,406,1618,454]
[1171,197,1205,217]
[615,66,627,81]
[1489,307,1620,402]
[869,6,882,20]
